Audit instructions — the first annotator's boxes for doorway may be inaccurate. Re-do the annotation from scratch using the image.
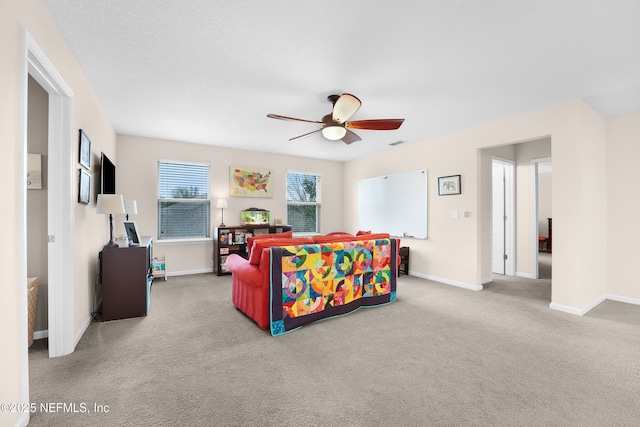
[531,158,552,279]
[21,29,75,363]
[27,76,49,347]
[491,157,515,275]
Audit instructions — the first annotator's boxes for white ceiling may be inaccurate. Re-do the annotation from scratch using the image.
[42,0,640,162]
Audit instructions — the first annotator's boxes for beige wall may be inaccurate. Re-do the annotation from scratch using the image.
[3,3,640,426]
[2,1,116,425]
[514,138,552,275]
[538,171,552,238]
[116,135,344,275]
[607,112,640,301]
[27,76,49,332]
[344,100,609,312]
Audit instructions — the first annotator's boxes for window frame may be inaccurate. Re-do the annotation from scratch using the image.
[157,159,211,242]
[286,170,322,235]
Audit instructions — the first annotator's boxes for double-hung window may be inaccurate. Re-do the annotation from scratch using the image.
[157,160,210,240]
[286,171,321,234]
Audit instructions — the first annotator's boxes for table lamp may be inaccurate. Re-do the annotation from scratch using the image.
[96,194,126,247]
[124,199,138,221]
[216,198,228,226]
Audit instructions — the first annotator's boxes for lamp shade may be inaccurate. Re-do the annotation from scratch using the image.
[322,126,347,141]
[124,199,138,215]
[216,198,228,209]
[96,194,126,215]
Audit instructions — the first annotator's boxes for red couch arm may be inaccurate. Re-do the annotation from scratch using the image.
[225,254,263,287]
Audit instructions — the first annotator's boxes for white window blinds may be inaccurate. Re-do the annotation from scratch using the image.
[157,160,210,240]
[286,171,321,233]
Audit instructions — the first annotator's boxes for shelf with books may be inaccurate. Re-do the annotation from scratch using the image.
[212,225,291,276]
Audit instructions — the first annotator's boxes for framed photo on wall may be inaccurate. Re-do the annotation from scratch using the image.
[78,169,91,204]
[229,165,273,198]
[438,174,461,196]
[79,129,91,170]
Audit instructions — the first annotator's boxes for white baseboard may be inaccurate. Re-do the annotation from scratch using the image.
[74,297,102,349]
[481,277,493,285]
[33,330,48,340]
[516,272,535,279]
[163,268,213,277]
[557,293,640,316]
[410,271,483,291]
[605,293,640,306]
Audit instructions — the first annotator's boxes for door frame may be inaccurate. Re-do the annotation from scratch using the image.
[20,26,76,371]
[491,157,515,276]
[530,157,552,279]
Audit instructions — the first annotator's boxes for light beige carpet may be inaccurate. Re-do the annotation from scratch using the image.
[28,260,640,426]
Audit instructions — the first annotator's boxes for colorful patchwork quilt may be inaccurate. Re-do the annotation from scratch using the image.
[269,238,397,336]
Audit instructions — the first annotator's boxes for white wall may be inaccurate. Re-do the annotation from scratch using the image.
[116,135,345,275]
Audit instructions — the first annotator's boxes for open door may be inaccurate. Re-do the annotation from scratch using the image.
[491,158,515,275]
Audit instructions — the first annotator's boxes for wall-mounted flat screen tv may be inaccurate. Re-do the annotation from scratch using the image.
[100,152,116,194]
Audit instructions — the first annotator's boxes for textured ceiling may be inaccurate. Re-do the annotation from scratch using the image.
[42,0,640,162]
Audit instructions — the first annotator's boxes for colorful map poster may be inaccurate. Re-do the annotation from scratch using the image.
[229,166,273,198]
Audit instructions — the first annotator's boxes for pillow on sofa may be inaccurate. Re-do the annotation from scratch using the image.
[356,230,372,236]
[246,231,293,256]
[325,231,354,236]
[312,235,358,244]
[354,233,391,241]
[312,233,392,244]
[248,238,314,265]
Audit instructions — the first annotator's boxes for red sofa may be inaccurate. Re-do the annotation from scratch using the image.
[226,232,400,331]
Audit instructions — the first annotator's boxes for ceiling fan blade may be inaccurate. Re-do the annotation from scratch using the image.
[289,128,323,141]
[267,114,322,124]
[345,119,405,130]
[332,93,362,124]
[341,129,362,145]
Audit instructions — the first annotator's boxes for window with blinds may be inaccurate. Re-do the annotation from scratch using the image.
[157,160,210,240]
[286,171,321,233]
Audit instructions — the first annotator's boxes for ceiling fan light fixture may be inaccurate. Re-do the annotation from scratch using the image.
[322,125,347,141]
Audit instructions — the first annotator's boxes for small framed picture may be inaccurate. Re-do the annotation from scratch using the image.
[438,175,461,196]
[123,221,141,245]
[79,129,91,170]
[78,169,91,204]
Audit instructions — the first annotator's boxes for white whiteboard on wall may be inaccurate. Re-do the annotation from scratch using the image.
[358,169,427,238]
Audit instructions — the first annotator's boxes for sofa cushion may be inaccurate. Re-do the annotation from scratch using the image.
[356,230,372,236]
[246,231,293,256]
[248,238,314,265]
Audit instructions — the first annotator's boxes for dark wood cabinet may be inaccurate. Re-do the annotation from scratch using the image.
[101,236,153,321]
[399,246,410,276]
[213,225,292,276]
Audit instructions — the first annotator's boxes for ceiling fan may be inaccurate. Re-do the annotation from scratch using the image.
[267,93,405,144]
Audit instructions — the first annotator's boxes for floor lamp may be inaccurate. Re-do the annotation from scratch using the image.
[96,194,126,247]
